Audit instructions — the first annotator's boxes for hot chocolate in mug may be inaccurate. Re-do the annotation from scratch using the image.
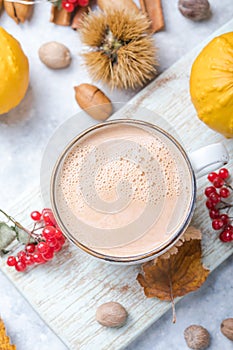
[50,119,229,264]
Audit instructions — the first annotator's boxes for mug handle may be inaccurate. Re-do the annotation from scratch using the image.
[188,143,229,178]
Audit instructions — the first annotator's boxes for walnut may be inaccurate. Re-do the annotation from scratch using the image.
[184,325,210,349]
[96,302,128,328]
[221,318,233,341]
[178,0,211,21]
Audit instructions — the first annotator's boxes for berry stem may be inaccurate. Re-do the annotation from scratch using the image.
[0,209,36,239]
[4,207,65,273]
[220,200,233,207]
[219,206,232,211]
[32,225,46,232]
[225,183,233,191]
[26,222,37,245]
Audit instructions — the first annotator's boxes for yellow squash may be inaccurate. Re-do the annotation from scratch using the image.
[190,32,233,138]
[0,27,29,114]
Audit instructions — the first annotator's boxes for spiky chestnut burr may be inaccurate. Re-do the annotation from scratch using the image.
[79,9,157,90]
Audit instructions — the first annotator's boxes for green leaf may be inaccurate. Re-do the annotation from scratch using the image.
[15,226,36,244]
[50,0,62,9]
[0,222,16,250]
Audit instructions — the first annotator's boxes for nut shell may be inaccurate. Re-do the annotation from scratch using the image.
[184,325,210,350]
[178,0,211,21]
[4,0,33,24]
[221,318,233,341]
[96,302,128,328]
[38,42,71,69]
[14,1,33,23]
[74,83,112,121]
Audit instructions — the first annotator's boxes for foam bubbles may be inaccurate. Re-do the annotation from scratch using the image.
[55,123,193,254]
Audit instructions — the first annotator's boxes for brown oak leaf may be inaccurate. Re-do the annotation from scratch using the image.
[137,226,209,322]
[0,318,16,350]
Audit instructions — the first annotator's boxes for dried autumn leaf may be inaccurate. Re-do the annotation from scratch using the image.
[0,318,16,350]
[137,226,209,322]
[162,225,202,259]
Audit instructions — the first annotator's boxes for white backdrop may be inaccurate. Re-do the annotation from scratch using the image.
[0,1,233,349]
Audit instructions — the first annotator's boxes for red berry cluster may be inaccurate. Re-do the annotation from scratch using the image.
[6,208,65,272]
[205,168,233,242]
[62,0,89,13]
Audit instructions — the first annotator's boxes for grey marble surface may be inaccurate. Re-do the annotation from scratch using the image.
[0,1,233,349]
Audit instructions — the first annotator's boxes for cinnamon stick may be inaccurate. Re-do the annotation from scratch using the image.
[71,6,89,30]
[139,0,164,33]
[97,0,139,13]
[50,5,71,26]
[0,0,3,13]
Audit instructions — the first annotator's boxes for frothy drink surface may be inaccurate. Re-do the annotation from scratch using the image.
[55,122,193,258]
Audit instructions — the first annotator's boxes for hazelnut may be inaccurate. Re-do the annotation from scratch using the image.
[96,302,128,328]
[221,318,233,341]
[74,83,112,121]
[184,325,210,349]
[38,42,71,69]
[178,0,211,21]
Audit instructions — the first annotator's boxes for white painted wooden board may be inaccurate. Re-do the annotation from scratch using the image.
[1,20,233,350]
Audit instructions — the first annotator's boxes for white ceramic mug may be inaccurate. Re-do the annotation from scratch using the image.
[50,119,229,264]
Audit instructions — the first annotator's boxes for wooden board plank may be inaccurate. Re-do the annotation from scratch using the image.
[1,19,233,350]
